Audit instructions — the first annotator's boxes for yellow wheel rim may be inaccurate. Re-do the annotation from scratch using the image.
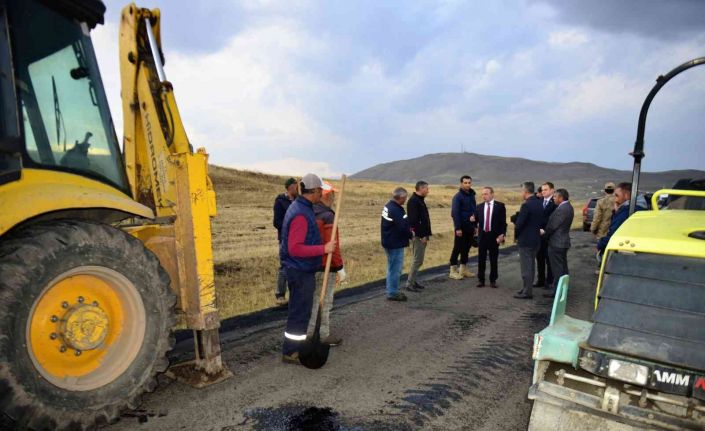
[27,266,146,391]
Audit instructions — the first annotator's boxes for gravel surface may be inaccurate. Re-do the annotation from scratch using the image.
[107,232,598,431]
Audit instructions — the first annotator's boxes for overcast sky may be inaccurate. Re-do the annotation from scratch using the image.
[94,0,705,177]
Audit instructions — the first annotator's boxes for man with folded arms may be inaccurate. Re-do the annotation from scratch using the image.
[405,181,432,292]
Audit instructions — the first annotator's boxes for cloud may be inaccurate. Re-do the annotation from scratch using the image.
[93,15,347,169]
[548,30,588,47]
[552,73,646,123]
[92,0,705,176]
[230,158,338,178]
[536,0,705,40]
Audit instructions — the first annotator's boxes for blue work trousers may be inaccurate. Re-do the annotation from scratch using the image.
[282,267,316,356]
[385,247,405,297]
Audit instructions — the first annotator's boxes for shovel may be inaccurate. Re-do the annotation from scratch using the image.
[299,174,346,369]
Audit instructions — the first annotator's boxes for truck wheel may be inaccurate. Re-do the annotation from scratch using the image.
[0,220,175,430]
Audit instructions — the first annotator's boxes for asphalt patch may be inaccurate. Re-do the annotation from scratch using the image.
[244,405,342,431]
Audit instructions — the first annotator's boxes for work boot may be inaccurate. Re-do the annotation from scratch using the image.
[462,265,475,278]
[449,265,463,280]
[282,352,300,364]
[387,292,408,302]
[404,284,421,292]
[275,296,288,307]
[322,335,343,346]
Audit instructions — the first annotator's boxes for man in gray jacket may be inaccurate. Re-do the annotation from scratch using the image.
[540,188,574,299]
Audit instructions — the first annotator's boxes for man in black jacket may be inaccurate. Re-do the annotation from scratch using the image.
[473,187,507,288]
[513,181,544,299]
[449,176,477,279]
[535,181,557,288]
[272,177,298,306]
[406,181,432,292]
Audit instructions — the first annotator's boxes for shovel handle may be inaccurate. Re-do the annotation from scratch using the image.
[320,175,346,305]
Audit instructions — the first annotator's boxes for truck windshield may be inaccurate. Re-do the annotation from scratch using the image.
[8,0,128,191]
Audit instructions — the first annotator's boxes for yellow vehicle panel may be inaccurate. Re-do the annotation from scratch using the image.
[607,209,705,259]
[595,189,705,306]
[0,169,154,236]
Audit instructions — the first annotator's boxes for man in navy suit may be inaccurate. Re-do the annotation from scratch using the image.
[535,181,557,288]
[472,187,507,288]
[513,182,544,299]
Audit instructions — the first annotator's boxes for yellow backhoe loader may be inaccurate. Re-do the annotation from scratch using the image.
[0,1,229,428]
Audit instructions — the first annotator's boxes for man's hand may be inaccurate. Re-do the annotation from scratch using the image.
[455,229,463,237]
[540,229,545,236]
[324,240,336,254]
[496,234,505,244]
[469,215,476,223]
[421,237,428,245]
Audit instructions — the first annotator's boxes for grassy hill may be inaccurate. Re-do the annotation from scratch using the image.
[352,152,705,198]
[207,165,560,318]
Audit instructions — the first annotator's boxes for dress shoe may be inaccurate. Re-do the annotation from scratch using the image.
[514,293,533,299]
[476,282,485,288]
[414,282,426,290]
[490,282,497,288]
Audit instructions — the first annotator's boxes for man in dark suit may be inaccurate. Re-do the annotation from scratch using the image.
[513,182,544,299]
[535,181,557,288]
[473,187,507,288]
[541,188,574,298]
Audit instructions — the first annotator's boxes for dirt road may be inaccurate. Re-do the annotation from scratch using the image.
[109,232,598,431]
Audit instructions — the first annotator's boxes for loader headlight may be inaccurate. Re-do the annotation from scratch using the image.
[607,359,648,386]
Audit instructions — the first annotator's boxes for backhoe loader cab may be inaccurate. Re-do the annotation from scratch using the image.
[527,58,705,430]
[0,1,227,429]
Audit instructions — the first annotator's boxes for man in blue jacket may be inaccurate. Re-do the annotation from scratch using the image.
[513,181,544,299]
[381,187,412,301]
[449,175,477,280]
[597,182,642,253]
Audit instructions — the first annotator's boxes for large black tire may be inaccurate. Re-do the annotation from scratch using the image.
[0,220,175,430]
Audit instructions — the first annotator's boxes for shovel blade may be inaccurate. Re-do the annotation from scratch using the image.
[299,310,330,369]
[298,340,330,369]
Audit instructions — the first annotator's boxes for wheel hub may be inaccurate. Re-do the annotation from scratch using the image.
[59,304,109,351]
[27,267,147,391]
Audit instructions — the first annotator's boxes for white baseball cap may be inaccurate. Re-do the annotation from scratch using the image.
[301,173,324,189]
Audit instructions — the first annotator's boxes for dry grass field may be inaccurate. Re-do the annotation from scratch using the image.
[209,166,582,318]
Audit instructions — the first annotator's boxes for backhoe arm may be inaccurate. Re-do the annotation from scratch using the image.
[118,4,226,379]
